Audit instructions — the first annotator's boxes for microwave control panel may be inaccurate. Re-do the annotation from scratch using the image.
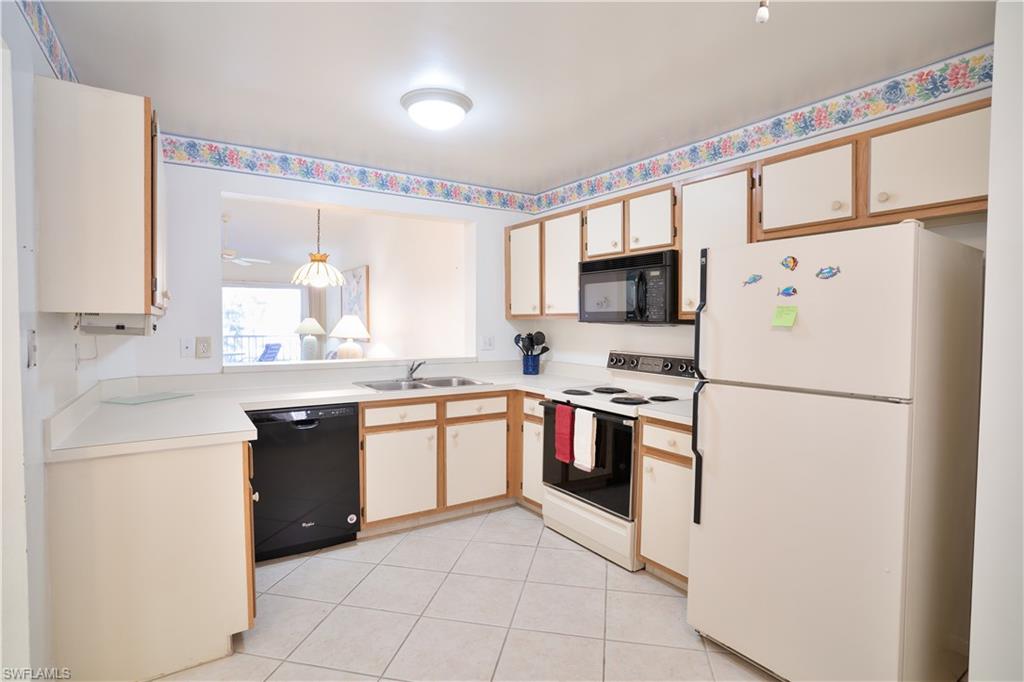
[606,352,697,378]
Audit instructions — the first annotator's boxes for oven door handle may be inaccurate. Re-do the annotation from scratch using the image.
[691,380,706,524]
[539,400,635,427]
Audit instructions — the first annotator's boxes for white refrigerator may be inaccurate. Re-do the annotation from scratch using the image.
[687,221,984,681]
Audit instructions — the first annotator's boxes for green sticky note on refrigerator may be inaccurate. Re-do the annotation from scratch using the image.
[772,305,798,327]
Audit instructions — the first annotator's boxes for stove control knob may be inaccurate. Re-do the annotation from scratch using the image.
[617,356,626,366]
[629,358,638,368]
[678,363,689,373]
[662,361,672,372]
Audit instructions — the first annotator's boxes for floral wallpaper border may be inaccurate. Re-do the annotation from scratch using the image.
[15,0,77,82]
[534,44,994,212]
[17,0,991,215]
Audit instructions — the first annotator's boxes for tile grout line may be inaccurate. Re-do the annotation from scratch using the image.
[488,514,544,681]
[602,561,609,682]
[377,511,493,680]
[265,538,393,677]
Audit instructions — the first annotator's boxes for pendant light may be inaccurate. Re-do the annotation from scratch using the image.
[291,209,344,288]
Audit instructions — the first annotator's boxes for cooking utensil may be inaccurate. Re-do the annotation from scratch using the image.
[533,331,546,347]
[523,333,535,355]
[536,346,550,356]
[513,333,526,355]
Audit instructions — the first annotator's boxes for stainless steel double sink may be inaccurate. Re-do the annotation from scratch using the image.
[356,376,490,392]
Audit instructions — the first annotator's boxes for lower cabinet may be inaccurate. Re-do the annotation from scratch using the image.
[521,419,545,505]
[446,418,507,506]
[364,426,439,522]
[638,451,694,579]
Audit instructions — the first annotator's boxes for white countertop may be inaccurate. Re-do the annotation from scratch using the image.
[46,370,589,463]
[639,399,694,426]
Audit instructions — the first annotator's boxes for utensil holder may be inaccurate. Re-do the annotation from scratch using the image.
[522,354,540,375]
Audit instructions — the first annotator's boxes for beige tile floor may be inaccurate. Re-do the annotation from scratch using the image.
[165,505,776,682]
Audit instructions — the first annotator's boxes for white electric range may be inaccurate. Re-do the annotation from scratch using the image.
[539,351,696,569]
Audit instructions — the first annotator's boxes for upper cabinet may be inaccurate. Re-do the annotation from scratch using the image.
[35,77,167,316]
[543,212,581,316]
[679,169,752,315]
[506,222,541,317]
[584,201,624,257]
[760,142,855,232]
[868,106,990,215]
[626,187,676,251]
[506,212,581,319]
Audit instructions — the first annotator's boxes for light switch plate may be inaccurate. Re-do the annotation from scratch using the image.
[195,336,212,359]
[179,337,195,359]
[480,335,495,351]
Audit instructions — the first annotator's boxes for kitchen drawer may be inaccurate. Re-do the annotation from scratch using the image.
[446,396,507,419]
[642,424,691,456]
[523,396,544,420]
[364,402,437,427]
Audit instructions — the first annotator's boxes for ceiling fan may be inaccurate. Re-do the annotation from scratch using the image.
[220,211,271,266]
[221,249,271,266]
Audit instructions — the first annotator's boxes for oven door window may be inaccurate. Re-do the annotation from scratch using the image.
[542,405,635,519]
[580,269,637,322]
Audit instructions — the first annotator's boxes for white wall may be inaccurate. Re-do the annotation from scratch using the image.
[1,5,102,667]
[969,2,1023,679]
[98,163,522,379]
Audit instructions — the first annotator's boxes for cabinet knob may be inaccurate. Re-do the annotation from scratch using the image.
[531,304,538,311]
[685,298,695,307]
[667,439,677,448]
[475,405,483,413]
[398,411,407,420]
[632,236,639,244]
[252,491,260,503]
[162,290,171,301]
[831,200,843,211]
[611,240,619,248]
[644,465,654,474]
[451,431,459,440]
[546,303,552,310]
[877,192,890,203]
[535,430,542,440]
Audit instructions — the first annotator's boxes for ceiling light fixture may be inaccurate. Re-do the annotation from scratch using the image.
[291,209,344,288]
[400,88,473,131]
[755,0,770,24]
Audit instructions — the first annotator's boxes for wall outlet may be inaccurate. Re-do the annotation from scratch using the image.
[195,336,212,359]
[479,335,495,351]
[179,337,195,359]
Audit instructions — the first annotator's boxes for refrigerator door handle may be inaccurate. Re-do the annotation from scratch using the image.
[691,380,707,524]
[693,248,707,381]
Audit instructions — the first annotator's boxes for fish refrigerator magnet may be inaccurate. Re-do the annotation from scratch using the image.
[816,266,841,280]
[742,274,763,287]
[777,286,797,297]
[780,256,799,271]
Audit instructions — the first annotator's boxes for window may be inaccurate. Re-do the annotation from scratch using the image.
[222,285,305,364]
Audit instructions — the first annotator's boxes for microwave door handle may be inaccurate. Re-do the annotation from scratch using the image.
[636,271,647,321]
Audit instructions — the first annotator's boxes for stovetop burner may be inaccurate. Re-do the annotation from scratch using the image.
[593,386,627,394]
[563,389,591,396]
[648,396,680,402]
[610,396,650,405]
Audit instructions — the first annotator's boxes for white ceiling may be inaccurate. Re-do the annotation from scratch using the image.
[48,2,995,193]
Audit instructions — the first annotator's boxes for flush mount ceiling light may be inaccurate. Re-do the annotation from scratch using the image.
[755,0,770,24]
[291,209,344,288]
[400,88,473,131]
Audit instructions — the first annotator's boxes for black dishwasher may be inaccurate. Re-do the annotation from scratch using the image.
[247,403,360,561]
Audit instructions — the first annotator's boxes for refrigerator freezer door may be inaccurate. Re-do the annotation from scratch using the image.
[688,383,911,681]
[700,223,917,399]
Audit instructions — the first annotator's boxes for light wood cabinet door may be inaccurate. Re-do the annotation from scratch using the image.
[680,170,751,312]
[446,419,507,506]
[521,420,545,505]
[508,223,541,316]
[639,454,693,577]
[543,213,581,315]
[364,427,438,522]
[585,202,625,257]
[627,188,675,250]
[869,107,990,214]
[761,143,854,231]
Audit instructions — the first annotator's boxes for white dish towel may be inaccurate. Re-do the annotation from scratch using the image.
[572,408,596,472]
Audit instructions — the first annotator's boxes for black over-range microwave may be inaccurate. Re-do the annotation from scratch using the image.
[578,250,680,324]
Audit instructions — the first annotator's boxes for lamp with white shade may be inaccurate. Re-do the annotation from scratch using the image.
[329,315,370,359]
[295,317,326,361]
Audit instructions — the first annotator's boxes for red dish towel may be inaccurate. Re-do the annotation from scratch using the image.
[555,404,575,464]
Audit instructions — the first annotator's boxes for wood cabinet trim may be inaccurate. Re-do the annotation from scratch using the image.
[640,446,694,468]
[242,443,255,629]
[640,416,693,434]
